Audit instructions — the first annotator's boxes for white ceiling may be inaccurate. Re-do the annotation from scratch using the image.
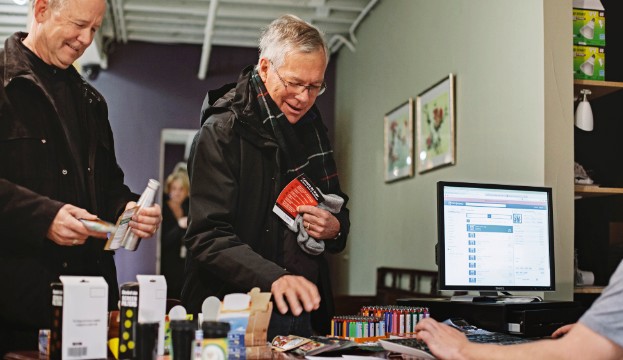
[0,0,378,79]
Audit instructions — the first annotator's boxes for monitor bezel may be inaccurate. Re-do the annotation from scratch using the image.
[437,181,556,292]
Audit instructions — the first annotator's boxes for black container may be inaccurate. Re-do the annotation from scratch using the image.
[136,322,159,360]
[170,320,196,360]
[201,320,230,338]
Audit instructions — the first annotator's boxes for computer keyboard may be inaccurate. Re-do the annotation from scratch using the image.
[379,328,533,359]
[379,338,435,359]
[466,332,532,345]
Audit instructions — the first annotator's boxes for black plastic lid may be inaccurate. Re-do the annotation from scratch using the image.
[201,321,230,338]
[170,319,196,331]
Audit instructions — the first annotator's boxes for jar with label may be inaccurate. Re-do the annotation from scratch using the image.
[200,321,230,360]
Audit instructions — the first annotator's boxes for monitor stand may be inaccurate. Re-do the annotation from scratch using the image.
[450,292,543,303]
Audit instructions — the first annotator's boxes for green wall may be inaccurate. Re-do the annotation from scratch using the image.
[331,0,574,300]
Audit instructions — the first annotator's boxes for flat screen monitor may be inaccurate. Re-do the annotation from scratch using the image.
[437,181,555,295]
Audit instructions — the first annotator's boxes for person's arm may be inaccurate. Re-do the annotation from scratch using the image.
[0,179,107,247]
[186,121,290,290]
[415,318,623,360]
[0,178,64,247]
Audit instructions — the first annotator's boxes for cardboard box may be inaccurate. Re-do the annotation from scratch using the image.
[573,0,605,46]
[216,288,272,359]
[136,275,168,356]
[49,276,108,360]
[573,45,605,81]
[116,276,167,358]
[117,282,139,360]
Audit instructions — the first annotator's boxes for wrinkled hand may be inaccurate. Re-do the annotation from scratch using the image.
[552,323,575,338]
[271,275,321,316]
[415,318,470,360]
[297,205,340,240]
[47,204,107,246]
[127,202,162,239]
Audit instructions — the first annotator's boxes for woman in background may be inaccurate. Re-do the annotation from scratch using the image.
[161,165,190,299]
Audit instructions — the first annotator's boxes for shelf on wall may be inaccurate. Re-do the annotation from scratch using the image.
[574,286,604,294]
[574,80,623,100]
[575,185,623,198]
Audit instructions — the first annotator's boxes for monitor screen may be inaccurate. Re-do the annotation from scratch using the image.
[437,181,555,292]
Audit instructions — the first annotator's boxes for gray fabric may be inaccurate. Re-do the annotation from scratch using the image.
[287,192,344,255]
[579,259,623,348]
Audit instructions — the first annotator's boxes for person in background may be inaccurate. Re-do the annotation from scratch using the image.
[182,14,350,338]
[160,165,190,299]
[414,259,623,360]
[0,0,161,355]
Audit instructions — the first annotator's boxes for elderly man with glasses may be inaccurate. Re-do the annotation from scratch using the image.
[182,14,350,338]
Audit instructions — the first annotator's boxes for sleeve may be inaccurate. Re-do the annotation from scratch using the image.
[326,196,349,253]
[184,119,287,292]
[579,260,623,348]
[0,178,64,249]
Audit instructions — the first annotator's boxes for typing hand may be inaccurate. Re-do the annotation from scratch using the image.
[271,275,321,316]
[127,201,162,239]
[416,318,470,360]
[47,204,105,246]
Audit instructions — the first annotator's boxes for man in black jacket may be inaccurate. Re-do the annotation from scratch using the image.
[0,0,161,354]
[183,14,350,338]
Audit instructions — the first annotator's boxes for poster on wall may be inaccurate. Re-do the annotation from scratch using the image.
[416,74,456,173]
[384,98,414,183]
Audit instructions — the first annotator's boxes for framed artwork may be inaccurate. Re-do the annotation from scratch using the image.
[384,98,414,182]
[416,74,456,173]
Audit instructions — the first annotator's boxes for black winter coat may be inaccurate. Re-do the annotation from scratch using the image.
[182,66,350,330]
[0,33,136,346]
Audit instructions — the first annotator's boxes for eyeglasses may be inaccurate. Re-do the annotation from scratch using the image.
[270,61,326,96]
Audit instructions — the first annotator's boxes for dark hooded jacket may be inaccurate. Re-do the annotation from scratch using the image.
[0,33,135,351]
[182,65,350,331]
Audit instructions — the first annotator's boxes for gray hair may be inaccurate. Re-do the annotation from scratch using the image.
[257,14,329,69]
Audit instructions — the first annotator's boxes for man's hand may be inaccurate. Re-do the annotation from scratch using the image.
[415,317,471,360]
[47,204,107,246]
[271,275,321,316]
[297,205,340,240]
[127,201,162,239]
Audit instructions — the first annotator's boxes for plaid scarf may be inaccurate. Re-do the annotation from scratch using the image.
[249,69,340,195]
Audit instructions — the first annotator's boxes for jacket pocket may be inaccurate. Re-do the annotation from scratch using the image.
[0,124,56,192]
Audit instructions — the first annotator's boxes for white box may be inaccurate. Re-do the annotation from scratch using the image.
[136,275,167,355]
[54,276,108,359]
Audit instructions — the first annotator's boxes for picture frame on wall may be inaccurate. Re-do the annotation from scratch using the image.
[416,74,456,173]
[384,98,414,183]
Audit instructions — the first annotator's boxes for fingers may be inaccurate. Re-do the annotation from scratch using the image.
[271,275,321,316]
[47,204,93,246]
[129,203,163,238]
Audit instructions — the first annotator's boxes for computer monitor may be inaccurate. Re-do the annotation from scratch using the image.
[437,181,555,298]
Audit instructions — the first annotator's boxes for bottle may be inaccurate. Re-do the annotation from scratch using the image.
[200,321,230,359]
[121,179,160,251]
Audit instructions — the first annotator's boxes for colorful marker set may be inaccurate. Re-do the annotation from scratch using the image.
[360,305,430,335]
[330,315,385,340]
[330,306,430,341]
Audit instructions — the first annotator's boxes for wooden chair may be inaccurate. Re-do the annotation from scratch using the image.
[375,267,441,305]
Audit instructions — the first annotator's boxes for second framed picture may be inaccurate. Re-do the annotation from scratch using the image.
[384,98,414,182]
[416,74,456,173]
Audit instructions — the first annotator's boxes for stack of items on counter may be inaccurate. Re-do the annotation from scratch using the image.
[573,0,606,80]
[330,305,430,342]
[40,275,272,360]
